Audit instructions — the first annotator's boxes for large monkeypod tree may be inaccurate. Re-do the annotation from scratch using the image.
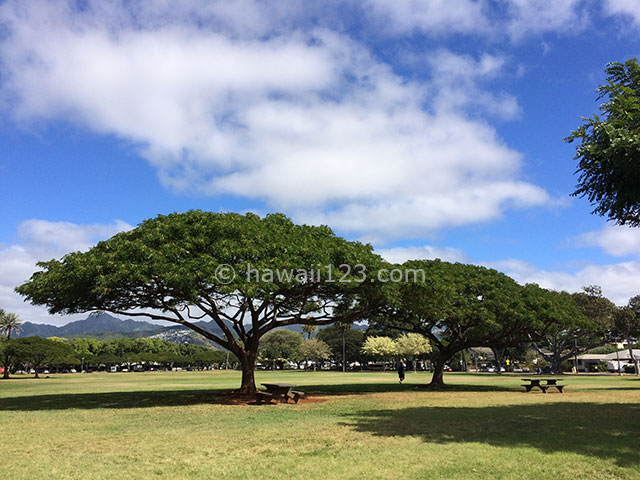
[530,286,614,373]
[371,260,549,387]
[16,211,388,394]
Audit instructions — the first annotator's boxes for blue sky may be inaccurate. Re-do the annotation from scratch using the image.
[2,0,640,325]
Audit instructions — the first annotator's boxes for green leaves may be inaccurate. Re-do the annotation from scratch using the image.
[362,336,398,359]
[15,210,387,319]
[373,260,560,351]
[6,336,77,370]
[396,333,432,357]
[566,58,640,226]
[0,310,23,339]
[299,338,331,363]
[258,330,304,363]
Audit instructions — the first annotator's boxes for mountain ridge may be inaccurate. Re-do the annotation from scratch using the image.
[15,312,366,346]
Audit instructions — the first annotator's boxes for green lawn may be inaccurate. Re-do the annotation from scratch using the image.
[1,370,639,479]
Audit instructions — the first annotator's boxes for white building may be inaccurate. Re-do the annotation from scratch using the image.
[572,349,640,373]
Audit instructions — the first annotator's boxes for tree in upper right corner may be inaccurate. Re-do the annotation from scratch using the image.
[566,58,640,226]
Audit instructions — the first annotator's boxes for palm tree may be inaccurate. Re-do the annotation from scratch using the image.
[302,325,318,339]
[1,310,23,379]
[0,311,22,340]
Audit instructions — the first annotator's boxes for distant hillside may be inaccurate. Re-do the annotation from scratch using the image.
[17,313,162,339]
[15,312,367,347]
[16,313,233,348]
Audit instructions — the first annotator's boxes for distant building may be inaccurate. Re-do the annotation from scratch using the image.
[572,349,640,372]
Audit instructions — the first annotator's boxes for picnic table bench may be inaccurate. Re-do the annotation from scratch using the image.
[521,378,565,393]
[258,383,304,403]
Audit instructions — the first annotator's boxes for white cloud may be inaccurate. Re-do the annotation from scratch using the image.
[427,50,522,120]
[487,258,640,306]
[0,219,131,325]
[0,1,552,240]
[362,0,589,40]
[576,225,640,258]
[504,0,590,40]
[376,245,468,264]
[603,0,640,27]
[17,219,132,255]
[362,0,490,36]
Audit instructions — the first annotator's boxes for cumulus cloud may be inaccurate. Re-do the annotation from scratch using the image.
[488,258,640,306]
[0,219,131,325]
[504,0,590,40]
[575,225,640,258]
[603,0,640,28]
[427,50,522,120]
[376,245,468,264]
[362,0,590,40]
[362,0,490,36]
[0,1,551,240]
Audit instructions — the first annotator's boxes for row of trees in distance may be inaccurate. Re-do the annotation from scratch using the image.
[257,328,432,371]
[0,332,230,378]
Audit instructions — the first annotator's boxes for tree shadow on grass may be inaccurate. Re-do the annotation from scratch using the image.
[0,389,230,411]
[301,382,518,395]
[0,381,522,410]
[343,402,640,467]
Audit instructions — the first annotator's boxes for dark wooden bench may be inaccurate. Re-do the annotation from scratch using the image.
[545,384,564,393]
[521,378,565,393]
[259,383,301,403]
[254,393,276,404]
[287,391,304,403]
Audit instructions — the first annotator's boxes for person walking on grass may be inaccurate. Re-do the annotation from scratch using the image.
[397,360,405,384]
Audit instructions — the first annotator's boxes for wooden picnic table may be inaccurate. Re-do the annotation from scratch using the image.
[260,383,303,403]
[521,378,565,393]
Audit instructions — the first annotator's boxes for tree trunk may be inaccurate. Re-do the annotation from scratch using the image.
[2,332,10,378]
[429,354,448,387]
[238,350,258,395]
[491,347,504,374]
[551,351,562,374]
[342,329,346,373]
[628,340,639,376]
[2,354,9,379]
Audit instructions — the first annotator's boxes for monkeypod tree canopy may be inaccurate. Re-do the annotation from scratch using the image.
[16,210,389,394]
[371,260,554,387]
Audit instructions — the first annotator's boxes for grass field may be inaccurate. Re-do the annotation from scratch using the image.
[1,370,639,479]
